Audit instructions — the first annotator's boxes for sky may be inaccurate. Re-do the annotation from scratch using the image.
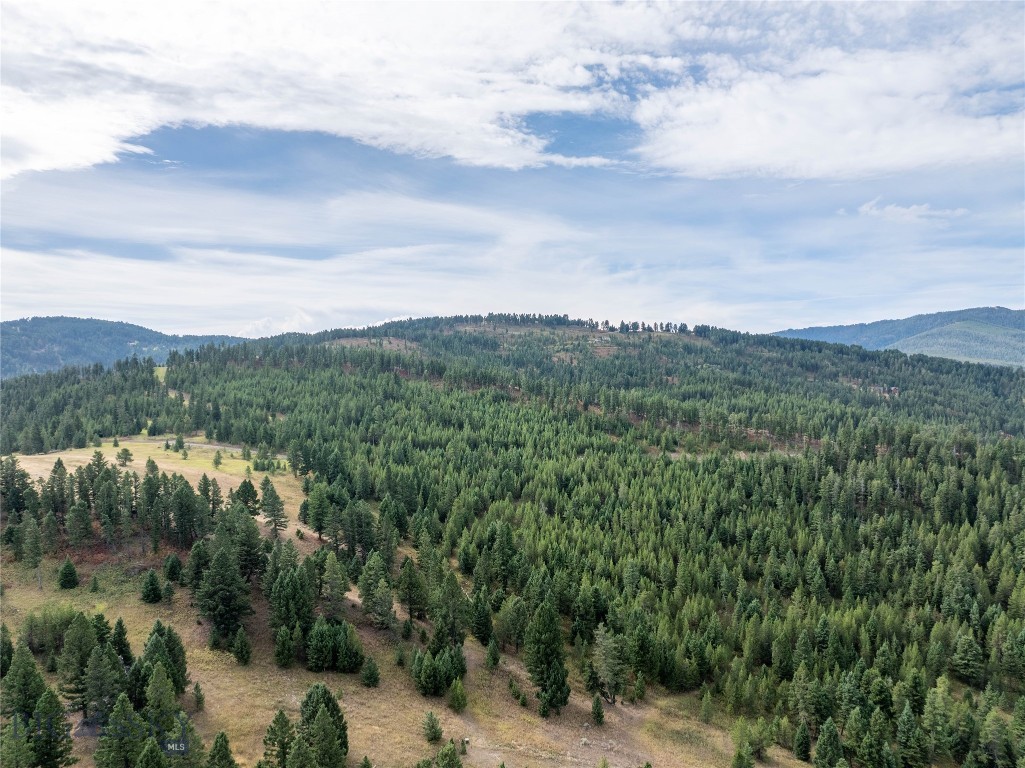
[1,1,1023,337]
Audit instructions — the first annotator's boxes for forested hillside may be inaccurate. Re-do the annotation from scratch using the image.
[0,316,248,378]
[1,315,1024,768]
[775,307,1025,367]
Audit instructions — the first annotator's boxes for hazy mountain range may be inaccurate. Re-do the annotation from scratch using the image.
[775,307,1024,368]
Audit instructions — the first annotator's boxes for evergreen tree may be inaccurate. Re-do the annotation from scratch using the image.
[0,623,13,679]
[232,628,252,666]
[592,694,605,726]
[470,590,492,646]
[423,711,443,743]
[193,683,204,712]
[111,618,134,665]
[95,694,146,768]
[794,720,811,761]
[485,637,499,671]
[58,557,79,589]
[523,598,570,716]
[358,551,394,628]
[360,656,380,688]
[591,623,627,704]
[274,626,295,668]
[206,732,238,768]
[164,554,184,584]
[197,547,250,642]
[142,570,163,603]
[30,688,77,768]
[136,739,168,768]
[184,540,212,590]
[22,515,43,569]
[261,482,287,537]
[448,678,467,713]
[813,718,842,768]
[298,683,347,755]
[284,738,316,768]
[0,643,45,720]
[397,558,429,620]
[896,701,927,768]
[0,716,34,768]
[321,551,348,622]
[68,500,92,547]
[58,612,98,716]
[435,741,462,768]
[262,711,294,768]
[731,740,755,768]
[334,621,365,674]
[84,644,127,725]
[952,632,984,686]
[144,662,179,737]
[305,616,335,673]
[309,704,346,767]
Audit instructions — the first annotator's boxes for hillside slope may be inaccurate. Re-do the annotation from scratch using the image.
[0,316,248,377]
[774,306,1024,366]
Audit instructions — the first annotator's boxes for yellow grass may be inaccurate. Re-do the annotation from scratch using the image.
[3,441,779,767]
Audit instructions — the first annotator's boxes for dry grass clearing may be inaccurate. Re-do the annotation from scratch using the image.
[4,442,777,767]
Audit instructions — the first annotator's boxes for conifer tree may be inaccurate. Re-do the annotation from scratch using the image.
[262,710,294,768]
[435,741,462,768]
[232,628,252,666]
[30,688,77,768]
[84,644,127,725]
[58,557,79,589]
[58,612,97,716]
[321,551,348,622]
[470,590,492,646]
[397,558,429,620]
[523,597,570,716]
[111,618,134,665]
[306,617,335,672]
[136,739,168,768]
[0,623,13,679]
[95,694,146,768]
[274,626,294,668]
[206,732,238,768]
[897,701,928,768]
[448,678,467,713]
[144,662,179,737]
[952,632,983,686]
[334,621,365,674]
[197,547,250,643]
[813,718,842,768]
[184,540,212,590]
[793,720,811,761]
[0,716,34,768]
[284,738,316,768]
[298,683,347,755]
[0,643,45,720]
[68,500,92,546]
[423,711,442,743]
[592,694,605,725]
[485,637,499,671]
[360,656,380,688]
[261,482,287,537]
[358,551,394,628]
[193,683,204,712]
[142,570,163,603]
[309,705,346,767]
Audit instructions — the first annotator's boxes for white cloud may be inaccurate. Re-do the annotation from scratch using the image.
[2,1,1021,180]
[857,197,968,224]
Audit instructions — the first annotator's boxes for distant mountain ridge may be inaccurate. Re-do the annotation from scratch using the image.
[0,316,248,378]
[775,306,1024,367]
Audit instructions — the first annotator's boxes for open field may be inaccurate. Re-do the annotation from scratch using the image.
[3,441,805,767]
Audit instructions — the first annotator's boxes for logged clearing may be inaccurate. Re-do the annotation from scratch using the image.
[2,441,800,768]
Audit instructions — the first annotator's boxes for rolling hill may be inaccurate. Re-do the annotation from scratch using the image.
[774,306,1024,366]
[0,316,249,378]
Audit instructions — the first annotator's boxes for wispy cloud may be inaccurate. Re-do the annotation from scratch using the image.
[857,197,968,224]
[2,2,1021,179]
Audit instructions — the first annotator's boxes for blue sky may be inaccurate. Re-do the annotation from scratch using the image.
[2,2,1022,336]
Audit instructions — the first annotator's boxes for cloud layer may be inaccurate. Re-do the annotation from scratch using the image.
[3,2,1022,179]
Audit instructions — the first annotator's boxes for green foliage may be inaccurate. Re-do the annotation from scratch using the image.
[58,612,97,716]
[30,687,77,768]
[206,732,238,768]
[0,644,45,720]
[423,710,443,743]
[524,598,570,717]
[435,741,462,768]
[197,547,251,642]
[309,705,346,767]
[485,637,499,671]
[813,718,842,768]
[1,716,34,768]
[591,694,604,726]
[57,557,79,589]
[360,656,380,688]
[232,627,252,665]
[136,739,168,768]
[0,623,13,679]
[298,683,347,755]
[262,710,294,768]
[193,683,204,712]
[95,693,146,768]
[447,678,467,713]
[84,644,127,725]
[274,626,294,668]
[793,720,811,761]
[141,570,163,603]
[261,481,287,537]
